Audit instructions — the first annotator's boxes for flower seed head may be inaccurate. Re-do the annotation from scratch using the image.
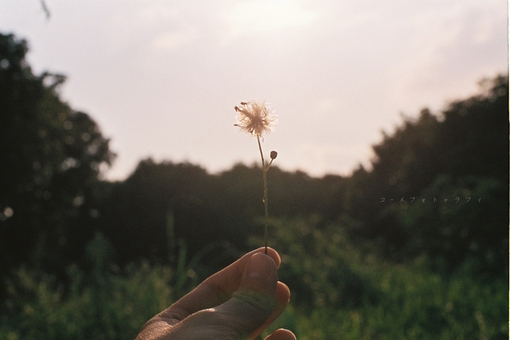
[234,101,276,137]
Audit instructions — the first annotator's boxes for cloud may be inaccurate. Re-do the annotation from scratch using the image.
[4,0,505,181]
[219,0,318,43]
[382,1,507,112]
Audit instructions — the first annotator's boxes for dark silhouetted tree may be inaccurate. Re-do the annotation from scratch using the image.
[99,159,225,266]
[336,75,508,272]
[0,32,114,277]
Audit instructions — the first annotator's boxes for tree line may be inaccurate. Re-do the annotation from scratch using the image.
[0,32,507,299]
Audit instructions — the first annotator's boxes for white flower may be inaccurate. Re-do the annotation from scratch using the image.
[234,101,276,137]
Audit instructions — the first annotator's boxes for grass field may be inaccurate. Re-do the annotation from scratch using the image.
[1,218,507,339]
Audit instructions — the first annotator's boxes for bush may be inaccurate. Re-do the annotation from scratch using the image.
[256,217,508,339]
[0,261,178,340]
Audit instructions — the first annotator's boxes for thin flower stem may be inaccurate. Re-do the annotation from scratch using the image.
[257,135,269,254]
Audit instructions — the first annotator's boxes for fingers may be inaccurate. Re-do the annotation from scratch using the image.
[211,253,279,336]
[167,252,280,339]
[160,247,281,324]
[265,329,297,340]
[137,248,291,340]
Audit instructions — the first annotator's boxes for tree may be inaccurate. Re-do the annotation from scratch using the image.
[396,75,509,271]
[0,32,114,277]
[337,75,508,272]
[99,159,224,266]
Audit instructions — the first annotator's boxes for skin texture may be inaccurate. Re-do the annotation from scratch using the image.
[136,247,296,340]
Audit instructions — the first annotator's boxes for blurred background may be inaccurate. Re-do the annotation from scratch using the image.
[0,1,508,339]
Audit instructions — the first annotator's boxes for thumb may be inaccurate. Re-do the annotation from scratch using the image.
[172,252,278,339]
[215,252,278,338]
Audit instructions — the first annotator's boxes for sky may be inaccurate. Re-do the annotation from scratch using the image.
[1,0,507,180]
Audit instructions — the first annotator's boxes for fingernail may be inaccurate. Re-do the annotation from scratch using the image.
[239,253,277,298]
[245,253,275,279]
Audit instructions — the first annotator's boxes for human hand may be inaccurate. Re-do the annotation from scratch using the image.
[136,247,296,340]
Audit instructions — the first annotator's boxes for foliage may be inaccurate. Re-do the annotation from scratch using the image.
[0,234,177,340]
[98,160,345,268]
[99,159,218,265]
[1,219,506,340]
[336,75,508,271]
[0,32,114,278]
[96,76,508,273]
[281,265,508,340]
[259,217,508,339]
[0,31,507,339]
[394,175,506,272]
[250,216,375,310]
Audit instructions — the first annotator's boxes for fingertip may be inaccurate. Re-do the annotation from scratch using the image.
[276,281,291,306]
[264,328,297,340]
[240,253,278,296]
[253,247,281,268]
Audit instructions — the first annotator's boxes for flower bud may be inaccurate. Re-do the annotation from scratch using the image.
[270,150,278,160]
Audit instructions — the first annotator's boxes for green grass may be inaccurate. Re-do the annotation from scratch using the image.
[258,216,508,340]
[1,218,507,339]
[276,266,507,340]
[0,262,175,340]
